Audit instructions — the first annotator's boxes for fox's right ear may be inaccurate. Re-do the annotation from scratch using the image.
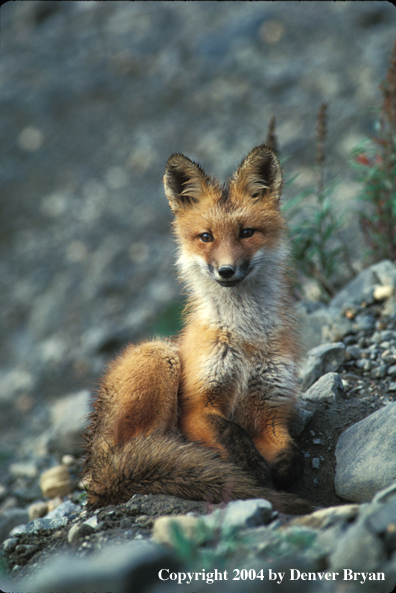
[163,154,209,213]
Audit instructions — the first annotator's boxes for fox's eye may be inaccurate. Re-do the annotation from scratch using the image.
[240,228,255,239]
[200,232,213,243]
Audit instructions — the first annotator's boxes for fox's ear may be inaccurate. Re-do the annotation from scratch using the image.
[233,144,283,205]
[164,154,209,213]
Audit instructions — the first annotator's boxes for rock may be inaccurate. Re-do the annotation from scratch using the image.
[47,496,63,513]
[383,296,396,317]
[321,316,354,343]
[0,509,29,544]
[0,497,17,513]
[328,260,396,312]
[345,345,362,360]
[15,540,179,593]
[8,462,38,479]
[68,522,95,545]
[14,544,39,559]
[2,537,19,553]
[206,499,273,530]
[25,516,68,533]
[301,372,344,403]
[300,343,345,391]
[371,364,388,379]
[335,403,396,502]
[83,515,99,529]
[9,524,27,537]
[365,497,396,542]
[0,368,36,403]
[312,457,320,469]
[291,504,360,530]
[329,268,379,309]
[370,259,396,288]
[46,500,81,519]
[352,313,376,333]
[355,358,373,371]
[152,499,274,550]
[372,482,396,505]
[296,303,333,353]
[44,390,92,456]
[61,454,76,466]
[152,515,203,547]
[371,329,396,344]
[39,465,73,499]
[330,487,396,576]
[28,501,49,520]
[329,518,386,573]
[293,400,316,436]
[374,285,394,301]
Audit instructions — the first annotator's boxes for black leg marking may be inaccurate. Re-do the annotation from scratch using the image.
[271,441,304,489]
[208,414,273,487]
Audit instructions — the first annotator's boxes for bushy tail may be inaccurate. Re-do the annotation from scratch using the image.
[83,433,312,515]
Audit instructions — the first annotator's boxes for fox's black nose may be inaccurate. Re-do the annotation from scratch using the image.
[218,265,235,279]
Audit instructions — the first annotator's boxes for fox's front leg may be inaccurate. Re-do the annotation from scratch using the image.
[179,396,273,487]
[252,404,303,489]
[235,361,304,489]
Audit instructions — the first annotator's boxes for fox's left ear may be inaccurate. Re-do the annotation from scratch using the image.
[233,144,283,206]
[163,153,209,214]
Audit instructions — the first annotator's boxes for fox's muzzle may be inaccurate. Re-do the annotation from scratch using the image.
[210,262,251,287]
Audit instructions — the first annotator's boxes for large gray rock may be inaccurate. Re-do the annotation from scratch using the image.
[329,513,386,574]
[301,372,344,403]
[300,343,345,391]
[330,484,396,582]
[8,540,179,593]
[335,403,396,503]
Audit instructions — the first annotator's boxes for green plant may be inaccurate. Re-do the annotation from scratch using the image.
[281,105,353,300]
[76,490,87,505]
[164,512,251,571]
[351,38,396,262]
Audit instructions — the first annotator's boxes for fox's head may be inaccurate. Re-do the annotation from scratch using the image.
[163,144,287,290]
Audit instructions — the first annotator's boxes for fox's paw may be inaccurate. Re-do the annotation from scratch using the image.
[270,441,304,489]
[208,414,273,486]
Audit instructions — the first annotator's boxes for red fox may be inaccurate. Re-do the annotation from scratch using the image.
[82,144,310,514]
